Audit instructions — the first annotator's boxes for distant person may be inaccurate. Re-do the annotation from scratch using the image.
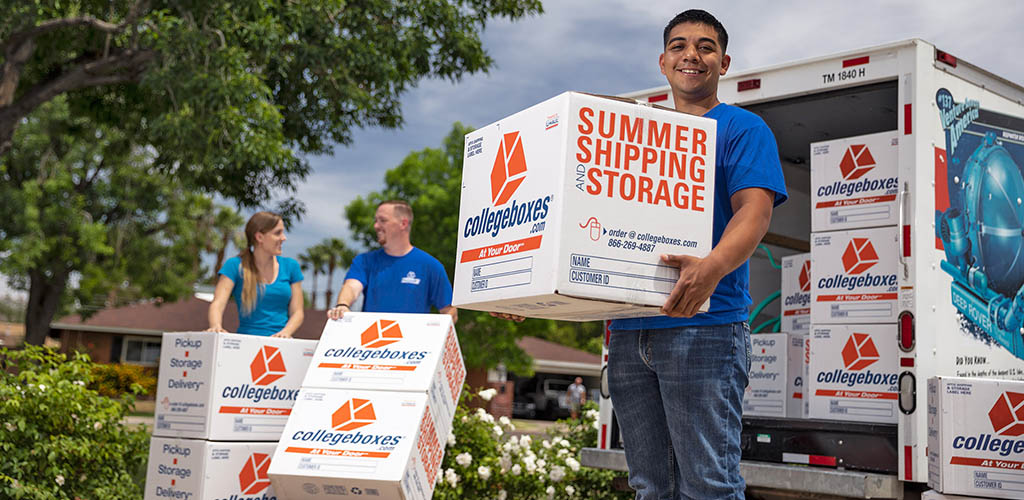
[207,211,304,337]
[566,376,587,419]
[327,200,457,321]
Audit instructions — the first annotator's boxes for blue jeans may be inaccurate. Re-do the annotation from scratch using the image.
[608,322,751,500]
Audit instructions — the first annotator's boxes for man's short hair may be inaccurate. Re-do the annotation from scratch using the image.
[663,9,728,54]
[380,200,414,227]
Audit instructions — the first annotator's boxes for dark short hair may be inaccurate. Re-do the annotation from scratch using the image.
[663,9,728,54]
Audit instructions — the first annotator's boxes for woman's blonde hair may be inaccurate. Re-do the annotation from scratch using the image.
[239,211,282,315]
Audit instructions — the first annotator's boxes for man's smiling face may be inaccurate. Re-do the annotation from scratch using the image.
[659,22,730,107]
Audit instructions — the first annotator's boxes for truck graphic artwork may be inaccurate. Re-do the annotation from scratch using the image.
[935,88,1024,360]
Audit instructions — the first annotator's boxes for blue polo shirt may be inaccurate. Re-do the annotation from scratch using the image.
[219,256,303,336]
[611,103,787,330]
[345,247,453,313]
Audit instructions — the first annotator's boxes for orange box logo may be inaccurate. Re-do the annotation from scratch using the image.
[841,238,879,275]
[361,319,403,348]
[490,131,527,206]
[238,452,272,494]
[332,398,376,431]
[839,144,875,181]
[250,345,286,386]
[841,333,880,371]
[989,391,1024,436]
[799,260,811,292]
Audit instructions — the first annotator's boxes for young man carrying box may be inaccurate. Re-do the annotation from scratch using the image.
[607,10,786,499]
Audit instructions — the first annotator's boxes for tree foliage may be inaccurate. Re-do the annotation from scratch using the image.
[345,123,603,373]
[0,97,224,345]
[0,0,544,213]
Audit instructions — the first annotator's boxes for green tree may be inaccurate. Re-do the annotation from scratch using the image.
[0,98,219,345]
[0,0,544,213]
[345,123,603,372]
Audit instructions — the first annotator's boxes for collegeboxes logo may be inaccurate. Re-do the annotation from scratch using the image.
[238,452,272,494]
[361,319,402,348]
[842,238,879,274]
[799,261,811,292]
[989,391,1024,436]
[841,333,880,370]
[951,391,1024,457]
[250,346,286,386]
[840,144,875,181]
[491,131,527,206]
[333,398,376,431]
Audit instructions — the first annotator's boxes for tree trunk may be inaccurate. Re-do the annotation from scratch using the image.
[325,260,336,310]
[24,268,69,346]
[311,272,319,310]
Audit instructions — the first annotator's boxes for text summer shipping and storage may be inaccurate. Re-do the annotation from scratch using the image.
[454,92,717,321]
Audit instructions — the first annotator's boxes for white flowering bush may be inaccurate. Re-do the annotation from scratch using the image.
[434,387,629,499]
[0,346,149,499]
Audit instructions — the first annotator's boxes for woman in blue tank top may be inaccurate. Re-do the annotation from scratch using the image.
[207,211,305,336]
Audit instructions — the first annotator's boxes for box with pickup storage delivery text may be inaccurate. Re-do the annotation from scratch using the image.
[153,332,317,441]
[302,312,465,442]
[453,91,716,321]
[268,389,444,500]
[144,437,279,500]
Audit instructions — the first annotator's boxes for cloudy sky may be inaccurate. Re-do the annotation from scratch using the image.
[5,0,1024,303]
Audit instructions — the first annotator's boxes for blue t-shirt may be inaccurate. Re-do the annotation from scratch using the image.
[345,248,453,314]
[219,256,304,336]
[611,103,787,330]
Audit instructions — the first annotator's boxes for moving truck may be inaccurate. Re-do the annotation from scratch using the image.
[580,39,1024,499]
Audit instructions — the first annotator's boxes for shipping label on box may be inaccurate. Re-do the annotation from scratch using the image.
[144,437,279,500]
[928,376,1024,499]
[154,332,317,441]
[453,91,716,321]
[781,253,811,334]
[268,389,444,500]
[808,324,898,423]
[811,226,899,324]
[811,131,899,232]
[303,312,465,440]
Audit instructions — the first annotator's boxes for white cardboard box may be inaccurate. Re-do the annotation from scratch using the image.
[453,91,717,321]
[743,333,805,418]
[922,490,992,500]
[153,332,317,441]
[808,324,898,423]
[302,312,465,441]
[928,376,1024,499]
[268,389,444,500]
[810,130,899,232]
[811,226,899,324]
[781,253,811,335]
[144,437,278,500]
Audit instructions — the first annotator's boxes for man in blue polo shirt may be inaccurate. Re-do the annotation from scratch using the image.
[327,200,457,320]
[606,10,787,500]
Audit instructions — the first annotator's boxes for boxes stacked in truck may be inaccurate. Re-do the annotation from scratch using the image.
[780,253,811,335]
[452,91,717,321]
[145,332,318,500]
[808,131,900,423]
[743,332,806,418]
[928,376,1024,499]
[268,312,465,500]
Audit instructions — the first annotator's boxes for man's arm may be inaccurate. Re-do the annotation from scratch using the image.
[661,187,775,318]
[439,306,458,323]
[327,279,364,320]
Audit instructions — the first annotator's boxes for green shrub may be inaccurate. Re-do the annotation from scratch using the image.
[0,345,150,500]
[435,388,630,500]
[89,362,157,399]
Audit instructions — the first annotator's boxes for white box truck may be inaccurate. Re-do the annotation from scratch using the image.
[582,39,1024,499]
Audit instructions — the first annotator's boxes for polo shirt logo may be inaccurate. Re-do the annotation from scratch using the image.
[401,271,421,285]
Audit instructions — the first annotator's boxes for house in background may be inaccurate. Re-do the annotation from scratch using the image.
[50,296,328,365]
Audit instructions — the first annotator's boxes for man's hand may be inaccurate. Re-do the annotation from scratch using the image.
[489,311,526,323]
[660,253,726,318]
[327,304,350,320]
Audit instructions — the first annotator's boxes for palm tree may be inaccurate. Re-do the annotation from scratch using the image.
[322,238,355,308]
[301,245,328,309]
[210,205,245,278]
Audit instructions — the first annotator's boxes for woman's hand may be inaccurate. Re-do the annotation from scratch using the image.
[271,331,293,338]
[205,326,228,333]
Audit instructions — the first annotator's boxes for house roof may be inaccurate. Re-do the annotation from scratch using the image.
[515,336,601,376]
[51,296,328,339]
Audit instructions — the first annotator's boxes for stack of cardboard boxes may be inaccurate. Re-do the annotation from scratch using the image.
[144,333,318,500]
[807,131,901,423]
[268,312,465,500]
